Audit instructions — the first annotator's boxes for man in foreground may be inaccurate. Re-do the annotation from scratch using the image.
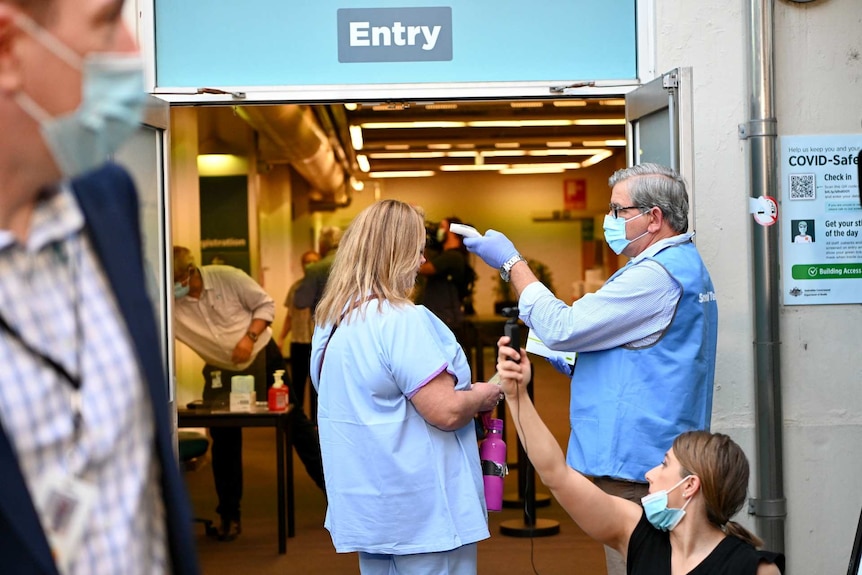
[0,1,198,572]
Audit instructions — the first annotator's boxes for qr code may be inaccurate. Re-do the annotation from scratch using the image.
[789,173,816,200]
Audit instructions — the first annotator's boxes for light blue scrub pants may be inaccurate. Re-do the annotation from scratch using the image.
[358,543,477,575]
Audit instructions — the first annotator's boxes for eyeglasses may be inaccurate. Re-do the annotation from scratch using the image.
[608,204,645,219]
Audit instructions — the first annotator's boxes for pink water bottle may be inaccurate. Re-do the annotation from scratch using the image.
[479,417,507,511]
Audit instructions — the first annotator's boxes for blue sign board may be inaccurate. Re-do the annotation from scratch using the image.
[155,0,637,89]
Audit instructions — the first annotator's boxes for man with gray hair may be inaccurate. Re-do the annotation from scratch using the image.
[464,163,717,575]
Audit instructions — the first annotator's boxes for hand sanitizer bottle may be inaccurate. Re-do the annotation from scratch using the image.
[268,370,289,412]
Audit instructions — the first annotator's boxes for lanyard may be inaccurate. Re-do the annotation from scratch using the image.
[0,242,84,435]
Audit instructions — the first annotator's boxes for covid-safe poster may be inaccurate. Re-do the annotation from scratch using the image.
[780,134,862,305]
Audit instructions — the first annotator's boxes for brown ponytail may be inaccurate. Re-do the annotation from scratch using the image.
[725,520,763,548]
[673,431,768,549]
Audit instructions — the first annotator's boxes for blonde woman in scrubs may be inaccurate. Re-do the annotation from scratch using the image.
[311,200,501,574]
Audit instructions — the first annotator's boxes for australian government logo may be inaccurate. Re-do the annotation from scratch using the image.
[337,7,453,63]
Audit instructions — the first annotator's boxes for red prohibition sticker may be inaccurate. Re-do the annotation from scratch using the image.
[749,195,778,226]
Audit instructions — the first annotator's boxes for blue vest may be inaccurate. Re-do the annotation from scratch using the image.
[567,240,718,482]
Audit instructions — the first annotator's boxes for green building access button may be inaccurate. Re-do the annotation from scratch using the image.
[791,264,862,279]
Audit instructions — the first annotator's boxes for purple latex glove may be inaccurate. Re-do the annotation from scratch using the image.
[546,356,574,377]
[463,229,519,270]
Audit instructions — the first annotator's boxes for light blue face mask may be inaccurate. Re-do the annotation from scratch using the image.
[602,211,649,255]
[641,474,694,532]
[173,282,190,300]
[14,15,146,178]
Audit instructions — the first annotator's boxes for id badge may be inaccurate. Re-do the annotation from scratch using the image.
[33,470,97,574]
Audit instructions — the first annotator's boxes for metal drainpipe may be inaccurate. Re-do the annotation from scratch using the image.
[743,0,786,552]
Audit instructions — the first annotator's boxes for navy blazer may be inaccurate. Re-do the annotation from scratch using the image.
[0,164,199,575]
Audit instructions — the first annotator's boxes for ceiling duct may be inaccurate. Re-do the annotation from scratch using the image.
[234,104,346,196]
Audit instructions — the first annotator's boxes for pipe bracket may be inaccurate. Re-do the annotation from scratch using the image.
[738,119,778,140]
[747,497,787,518]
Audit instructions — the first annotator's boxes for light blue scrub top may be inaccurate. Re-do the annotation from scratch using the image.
[310,299,490,554]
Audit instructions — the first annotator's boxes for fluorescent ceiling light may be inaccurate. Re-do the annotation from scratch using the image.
[197,154,248,176]
[552,100,587,107]
[467,119,574,128]
[439,164,505,172]
[500,165,567,175]
[369,170,435,178]
[368,151,446,159]
[360,121,467,129]
[344,103,358,111]
[360,118,623,129]
[357,154,370,172]
[349,176,365,191]
[581,150,615,167]
[427,143,452,150]
[440,161,583,173]
[494,142,520,148]
[599,99,626,106]
[480,150,527,157]
[510,101,543,108]
[528,148,607,157]
[384,144,410,150]
[425,103,458,110]
[546,141,573,147]
[454,143,476,149]
[349,125,363,150]
[573,118,626,126]
[447,150,478,157]
[582,139,627,147]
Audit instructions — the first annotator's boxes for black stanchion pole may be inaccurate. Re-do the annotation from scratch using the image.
[497,308,559,537]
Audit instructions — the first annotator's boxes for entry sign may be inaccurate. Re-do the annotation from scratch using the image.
[338,7,453,63]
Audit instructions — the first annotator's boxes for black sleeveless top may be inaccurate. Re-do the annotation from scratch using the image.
[628,511,785,575]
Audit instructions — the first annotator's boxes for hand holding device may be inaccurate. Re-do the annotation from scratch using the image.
[502,307,520,364]
[448,223,482,238]
[463,229,518,269]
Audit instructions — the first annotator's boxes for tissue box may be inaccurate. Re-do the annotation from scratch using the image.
[229,391,255,412]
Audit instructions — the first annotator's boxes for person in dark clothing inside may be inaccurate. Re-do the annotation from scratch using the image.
[417,216,475,348]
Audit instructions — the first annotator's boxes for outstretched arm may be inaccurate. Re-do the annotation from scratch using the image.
[496,337,642,556]
[411,371,501,431]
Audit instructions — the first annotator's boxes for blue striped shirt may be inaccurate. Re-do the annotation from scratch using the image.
[0,185,167,574]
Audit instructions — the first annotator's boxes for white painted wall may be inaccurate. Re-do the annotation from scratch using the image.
[656,0,862,570]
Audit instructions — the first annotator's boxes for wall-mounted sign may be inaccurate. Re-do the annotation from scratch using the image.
[564,178,587,211]
[200,176,251,274]
[154,0,637,90]
[780,134,862,305]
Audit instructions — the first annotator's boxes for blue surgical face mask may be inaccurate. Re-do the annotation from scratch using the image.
[173,283,190,299]
[641,474,694,532]
[602,211,648,255]
[14,15,146,178]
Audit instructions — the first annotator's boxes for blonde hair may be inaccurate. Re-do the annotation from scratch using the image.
[673,431,764,548]
[314,200,426,326]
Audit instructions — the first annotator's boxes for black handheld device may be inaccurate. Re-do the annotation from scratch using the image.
[502,307,520,363]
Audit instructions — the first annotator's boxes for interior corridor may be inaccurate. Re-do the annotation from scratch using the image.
[182,352,607,574]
